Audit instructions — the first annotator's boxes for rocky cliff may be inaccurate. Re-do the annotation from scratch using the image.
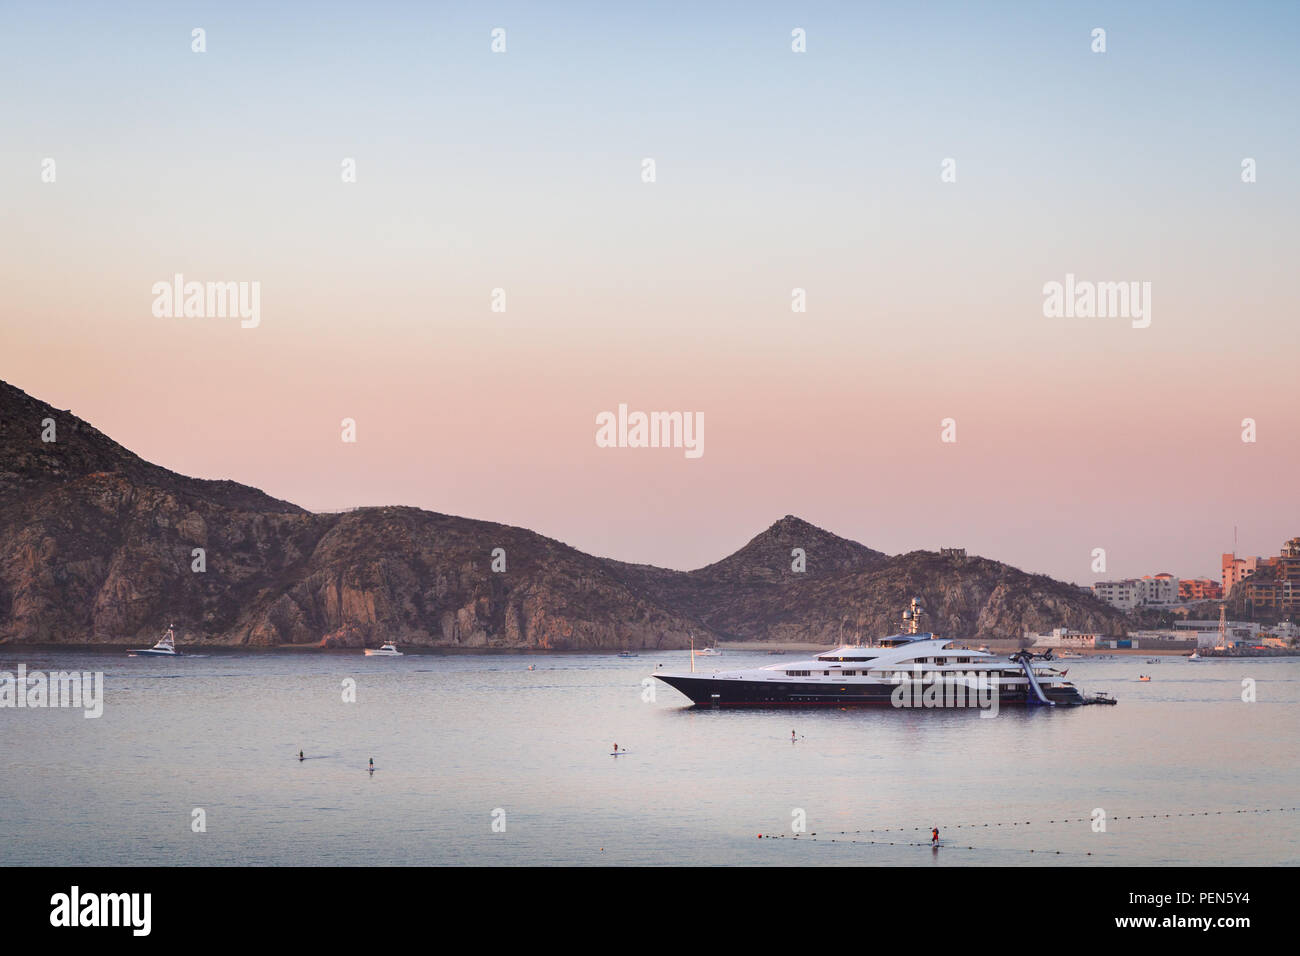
[0,380,1129,647]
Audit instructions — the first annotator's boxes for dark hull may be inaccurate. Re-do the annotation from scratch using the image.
[655,675,1084,708]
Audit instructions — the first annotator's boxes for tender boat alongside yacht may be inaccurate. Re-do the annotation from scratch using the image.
[128,625,182,657]
[656,600,1089,708]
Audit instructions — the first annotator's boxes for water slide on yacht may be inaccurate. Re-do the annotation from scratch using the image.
[1010,652,1055,706]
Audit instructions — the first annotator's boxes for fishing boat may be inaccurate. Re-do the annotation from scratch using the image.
[128,624,182,657]
[364,642,403,657]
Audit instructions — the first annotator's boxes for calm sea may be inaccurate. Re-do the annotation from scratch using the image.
[2,648,1296,866]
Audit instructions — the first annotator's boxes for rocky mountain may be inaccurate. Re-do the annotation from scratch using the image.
[0,380,1129,648]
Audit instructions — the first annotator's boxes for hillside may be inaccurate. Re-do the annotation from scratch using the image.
[0,380,1129,647]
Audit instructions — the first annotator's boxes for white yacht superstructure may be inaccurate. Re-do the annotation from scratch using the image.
[656,600,1087,708]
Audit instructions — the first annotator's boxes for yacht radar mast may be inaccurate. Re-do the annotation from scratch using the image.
[902,597,925,635]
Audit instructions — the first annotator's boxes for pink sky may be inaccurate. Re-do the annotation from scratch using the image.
[4,4,1296,583]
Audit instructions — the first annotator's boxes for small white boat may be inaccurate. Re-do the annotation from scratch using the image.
[129,625,182,657]
[364,642,403,657]
[694,646,721,657]
[1188,650,1205,661]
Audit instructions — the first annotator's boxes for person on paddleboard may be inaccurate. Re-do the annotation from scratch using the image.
[613,743,619,753]
[931,827,939,846]
[298,750,304,761]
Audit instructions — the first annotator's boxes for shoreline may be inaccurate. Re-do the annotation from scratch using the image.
[3,641,1296,659]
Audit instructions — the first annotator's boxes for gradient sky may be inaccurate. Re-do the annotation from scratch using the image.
[3,1,1297,583]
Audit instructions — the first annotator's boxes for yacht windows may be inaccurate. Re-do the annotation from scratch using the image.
[785,670,811,677]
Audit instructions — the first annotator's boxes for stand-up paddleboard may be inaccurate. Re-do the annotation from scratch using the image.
[609,751,630,756]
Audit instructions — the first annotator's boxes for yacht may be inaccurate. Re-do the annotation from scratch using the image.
[364,642,403,657]
[655,600,1086,708]
[694,646,721,657]
[128,625,182,657]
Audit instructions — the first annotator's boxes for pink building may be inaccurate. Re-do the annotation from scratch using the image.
[1222,553,1275,597]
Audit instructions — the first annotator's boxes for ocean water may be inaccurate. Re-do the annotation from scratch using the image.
[1,648,1296,866]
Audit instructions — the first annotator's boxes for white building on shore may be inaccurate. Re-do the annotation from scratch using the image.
[1174,619,1299,647]
[1093,573,1180,609]
[1093,580,1142,610]
[1031,628,1103,649]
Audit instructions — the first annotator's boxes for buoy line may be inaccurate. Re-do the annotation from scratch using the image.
[754,833,1100,856]
[751,806,1299,855]
[803,806,1298,837]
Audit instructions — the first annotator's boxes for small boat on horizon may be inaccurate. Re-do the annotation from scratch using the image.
[128,625,182,657]
[1188,650,1205,661]
[364,642,403,657]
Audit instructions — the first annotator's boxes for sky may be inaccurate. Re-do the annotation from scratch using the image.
[2,1,1298,583]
